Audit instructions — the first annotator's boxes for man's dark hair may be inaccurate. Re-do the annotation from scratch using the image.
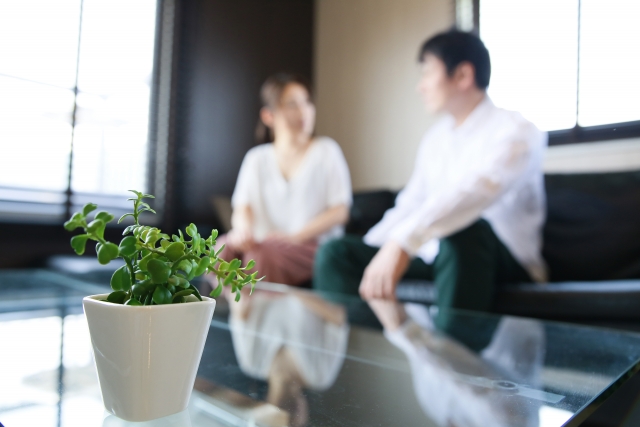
[419,30,491,90]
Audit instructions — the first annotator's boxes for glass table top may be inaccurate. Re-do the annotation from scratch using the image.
[1,269,640,427]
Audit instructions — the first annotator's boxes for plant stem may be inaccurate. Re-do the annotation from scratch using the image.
[141,246,164,256]
[133,197,140,225]
[124,257,136,291]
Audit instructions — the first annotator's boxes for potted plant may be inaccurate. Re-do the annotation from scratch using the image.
[64,190,260,422]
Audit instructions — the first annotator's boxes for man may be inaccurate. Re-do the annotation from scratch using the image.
[313,30,547,328]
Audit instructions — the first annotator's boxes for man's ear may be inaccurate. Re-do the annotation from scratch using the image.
[260,107,274,128]
[454,62,477,91]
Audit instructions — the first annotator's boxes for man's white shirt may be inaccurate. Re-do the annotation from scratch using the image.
[364,96,548,282]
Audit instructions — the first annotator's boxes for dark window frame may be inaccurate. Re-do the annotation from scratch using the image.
[548,120,640,146]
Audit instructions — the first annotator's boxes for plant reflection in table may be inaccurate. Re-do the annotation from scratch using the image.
[226,287,349,427]
[367,299,546,427]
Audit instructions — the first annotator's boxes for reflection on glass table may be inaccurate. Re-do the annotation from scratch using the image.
[227,287,349,427]
[369,299,550,427]
[1,270,640,427]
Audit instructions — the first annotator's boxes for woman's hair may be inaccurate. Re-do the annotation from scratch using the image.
[255,72,313,144]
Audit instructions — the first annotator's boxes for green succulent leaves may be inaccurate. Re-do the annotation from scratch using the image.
[132,280,154,296]
[64,190,262,306]
[97,242,119,265]
[118,236,138,257]
[193,257,210,277]
[152,285,172,305]
[63,212,85,231]
[107,291,127,304]
[83,203,98,216]
[111,265,132,291]
[147,259,171,284]
[70,234,89,255]
[211,283,223,298]
[164,242,185,261]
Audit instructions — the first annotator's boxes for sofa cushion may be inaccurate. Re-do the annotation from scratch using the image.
[346,190,397,236]
[543,170,640,281]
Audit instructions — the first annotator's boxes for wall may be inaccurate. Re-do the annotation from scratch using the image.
[314,0,454,191]
[174,0,314,226]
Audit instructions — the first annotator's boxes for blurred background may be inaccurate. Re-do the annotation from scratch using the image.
[1,3,640,426]
[1,0,639,268]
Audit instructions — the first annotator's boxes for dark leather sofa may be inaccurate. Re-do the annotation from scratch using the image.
[346,170,640,322]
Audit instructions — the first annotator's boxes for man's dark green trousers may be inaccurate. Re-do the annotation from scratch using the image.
[313,219,532,337]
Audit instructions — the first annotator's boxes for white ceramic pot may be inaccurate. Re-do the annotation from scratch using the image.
[83,294,216,422]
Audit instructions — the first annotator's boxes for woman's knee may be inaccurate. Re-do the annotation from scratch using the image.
[243,243,270,265]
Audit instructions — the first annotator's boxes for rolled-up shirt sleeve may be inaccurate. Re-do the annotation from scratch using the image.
[389,125,535,256]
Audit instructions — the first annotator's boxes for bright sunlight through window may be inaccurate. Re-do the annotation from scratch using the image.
[480,0,640,132]
[0,0,157,215]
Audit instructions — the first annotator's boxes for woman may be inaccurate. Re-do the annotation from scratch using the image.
[218,73,352,286]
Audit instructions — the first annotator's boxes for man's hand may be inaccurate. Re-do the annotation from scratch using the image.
[359,240,410,300]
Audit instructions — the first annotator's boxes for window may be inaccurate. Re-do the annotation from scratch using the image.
[478,0,640,144]
[0,0,158,222]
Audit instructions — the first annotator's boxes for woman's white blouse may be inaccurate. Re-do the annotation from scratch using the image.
[232,137,352,243]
